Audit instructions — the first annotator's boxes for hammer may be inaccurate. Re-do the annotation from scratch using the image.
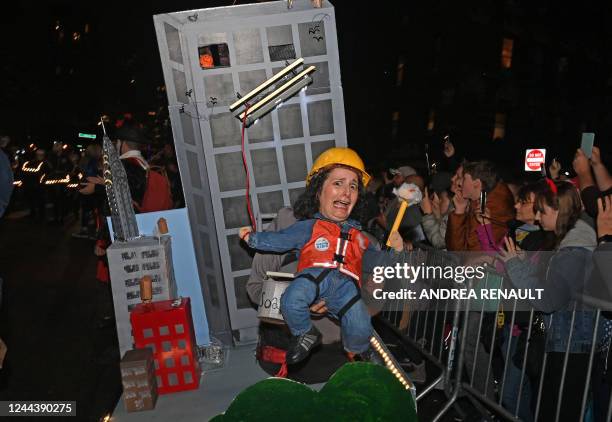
[386,183,422,247]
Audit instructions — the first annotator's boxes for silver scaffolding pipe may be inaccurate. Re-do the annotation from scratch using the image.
[429,280,442,356]
[443,295,462,397]
[469,276,487,388]
[514,309,534,418]
[533,315,551,422]
[455,276,523,420]
[433,277,475,422]
[498,297,518,407]
[556,304,577,422]
[483,300,497,399]
[580,309,601,422]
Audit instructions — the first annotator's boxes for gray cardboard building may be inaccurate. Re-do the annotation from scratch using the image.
[153,0,346,344]
[107,236,178,355]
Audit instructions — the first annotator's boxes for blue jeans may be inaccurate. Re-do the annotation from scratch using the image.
[280,268,372,353]
[500,325,533,422]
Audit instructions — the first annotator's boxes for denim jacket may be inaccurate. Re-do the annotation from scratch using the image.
[247,213,401,278]
[505,219,602,353]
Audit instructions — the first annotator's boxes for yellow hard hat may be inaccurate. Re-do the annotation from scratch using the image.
[306,147,371,186]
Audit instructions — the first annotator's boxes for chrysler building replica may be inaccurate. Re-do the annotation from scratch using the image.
[102,130,140,241]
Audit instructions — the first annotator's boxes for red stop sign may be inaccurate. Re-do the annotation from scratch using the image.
[525,149,545,171]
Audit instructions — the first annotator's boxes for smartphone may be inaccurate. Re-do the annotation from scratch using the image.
[581,133,595,158]
[479,190,487,215]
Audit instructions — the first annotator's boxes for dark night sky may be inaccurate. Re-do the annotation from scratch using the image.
[2,1,612,173]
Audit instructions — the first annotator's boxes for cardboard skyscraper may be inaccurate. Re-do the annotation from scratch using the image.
[102,133,139,241]
[102,133,178,355]
[154,0,347,343]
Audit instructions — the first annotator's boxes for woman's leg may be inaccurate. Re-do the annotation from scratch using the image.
[339,299,372,354]
[325,279,372,354]
[280,276,318,336]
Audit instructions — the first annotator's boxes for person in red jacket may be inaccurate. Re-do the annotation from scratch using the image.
[446,160,515,252]
[240,148,404,365]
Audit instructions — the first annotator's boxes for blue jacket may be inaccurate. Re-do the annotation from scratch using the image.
[247,214,401,279]
[505,219,602,353]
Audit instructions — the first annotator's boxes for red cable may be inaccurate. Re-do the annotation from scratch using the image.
[241,106,257,232]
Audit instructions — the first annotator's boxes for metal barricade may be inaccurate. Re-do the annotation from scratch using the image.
[378,245,467,421]
[457,282,612,422]
[377,246,612,422]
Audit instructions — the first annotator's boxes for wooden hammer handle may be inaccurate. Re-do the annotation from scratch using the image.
[386,200,408,247]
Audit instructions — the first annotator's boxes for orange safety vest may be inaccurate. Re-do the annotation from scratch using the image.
[297,220,369,285]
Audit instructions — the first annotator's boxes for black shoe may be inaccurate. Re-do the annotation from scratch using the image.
[356,347,385,366]
[286,326,322,365]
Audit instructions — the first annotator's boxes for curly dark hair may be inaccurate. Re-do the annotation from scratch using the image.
[293,165,368,224]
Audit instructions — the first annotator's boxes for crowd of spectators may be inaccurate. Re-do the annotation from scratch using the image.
[349,139,612,422]
[2,124,184,235]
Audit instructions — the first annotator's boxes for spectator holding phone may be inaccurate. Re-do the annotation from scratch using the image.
[574,146,612,219]
[446,160,515,251]
[500,180,600,421]
[591,194,612,422]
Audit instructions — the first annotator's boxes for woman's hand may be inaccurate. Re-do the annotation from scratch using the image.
[388,230,404,252]
[453,190,469,214]
[79,183,95,195]
[443,140,455,158]
[597,195,612,238]
[94,245,106,257]
[239,226,252,242]
[79,176,105,195]
[87,176,105,185]
[420,187,433,215]
[309,300,328,315]
[591,146,602,167]
[498,236,523,262]
[549,159,561,180]
[573,148,590,176]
